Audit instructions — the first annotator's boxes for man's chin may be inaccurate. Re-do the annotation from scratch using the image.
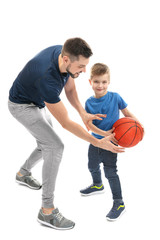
[73,73,80,78]
[67,70,81,79]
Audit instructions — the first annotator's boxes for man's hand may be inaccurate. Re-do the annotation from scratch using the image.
[80,112,106,131]
[104,128,118,145]
[98,134,125,153]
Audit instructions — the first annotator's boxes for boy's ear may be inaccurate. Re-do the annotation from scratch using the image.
[89,79,92,85]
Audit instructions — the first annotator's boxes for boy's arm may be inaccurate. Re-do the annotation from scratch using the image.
[87,120,118,144]
[87,120,114,137]
[121,107,144,137]
[88,107,144,137]
[121,107,140,123]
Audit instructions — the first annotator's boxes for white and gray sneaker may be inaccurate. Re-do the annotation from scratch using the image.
[37,208,75,230]
[16,173,42,190]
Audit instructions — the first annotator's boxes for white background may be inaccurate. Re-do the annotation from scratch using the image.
[0,0,159,239]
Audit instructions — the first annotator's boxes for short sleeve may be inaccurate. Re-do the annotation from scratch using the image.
[85,100,91,113]
[116,93,128,110]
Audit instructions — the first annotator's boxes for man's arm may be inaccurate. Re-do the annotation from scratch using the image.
[64,76,85,115]
[45,101,125,153]
[64,77,105,129]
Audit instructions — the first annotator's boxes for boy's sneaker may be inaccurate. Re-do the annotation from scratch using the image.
[37,208,75,230]
[16,173,42,190]
[80,183,104,196]
[106,201,125,221]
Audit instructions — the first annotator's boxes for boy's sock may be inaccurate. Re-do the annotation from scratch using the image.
[114,199,124,204]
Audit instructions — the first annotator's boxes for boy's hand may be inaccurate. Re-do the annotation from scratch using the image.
[140,124,145,140]
[105,127,114,136]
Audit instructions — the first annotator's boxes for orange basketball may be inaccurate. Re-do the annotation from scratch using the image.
[113,117,143,148]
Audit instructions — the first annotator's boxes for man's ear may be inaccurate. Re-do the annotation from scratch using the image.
[63,55,70,64]
[89,79,92,85]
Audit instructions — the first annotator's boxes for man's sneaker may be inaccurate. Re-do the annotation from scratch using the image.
[80,183,104,196]
[106,201,125,221]
[16,173,42,190]
[37,208,75,230]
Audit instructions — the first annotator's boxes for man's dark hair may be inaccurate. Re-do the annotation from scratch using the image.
[61,37,93,62]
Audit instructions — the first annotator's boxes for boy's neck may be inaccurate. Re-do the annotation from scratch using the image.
[94,91,108,99]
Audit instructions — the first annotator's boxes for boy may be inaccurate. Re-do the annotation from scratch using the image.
[80,63,144,221]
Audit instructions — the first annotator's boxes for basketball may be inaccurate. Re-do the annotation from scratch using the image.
[113,117,143,148]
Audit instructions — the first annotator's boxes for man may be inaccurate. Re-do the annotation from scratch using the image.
[8,38,124,230]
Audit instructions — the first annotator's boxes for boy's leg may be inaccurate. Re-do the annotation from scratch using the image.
[80,144,104,196]
[101,150,125,220]
[88,144,102,185]
[102,150,122,200]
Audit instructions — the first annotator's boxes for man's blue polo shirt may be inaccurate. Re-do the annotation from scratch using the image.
[9,45,70,108]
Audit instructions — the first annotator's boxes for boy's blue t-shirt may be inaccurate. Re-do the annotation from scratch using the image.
[85,92,128,139]
[9,45,70,108]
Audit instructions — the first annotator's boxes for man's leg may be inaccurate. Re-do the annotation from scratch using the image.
[8,101,64,209]
[19,142,42,176]
[8,101,75,229]
[19,109,53,176]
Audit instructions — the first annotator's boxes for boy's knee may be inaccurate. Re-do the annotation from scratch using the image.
[88,165,100,174]
[104,167,117,179]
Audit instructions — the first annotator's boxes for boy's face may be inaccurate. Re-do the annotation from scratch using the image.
[89,73,110,98]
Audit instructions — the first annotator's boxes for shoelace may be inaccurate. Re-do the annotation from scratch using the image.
[83,184,94,190]
[55,212,64,222]
[28,176,39,184]
[26,176,39,185]
[111,202,124,212]
[111,203,119,212]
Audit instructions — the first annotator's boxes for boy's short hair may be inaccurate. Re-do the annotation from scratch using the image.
[90,63,110,80]
[61,37,93,62]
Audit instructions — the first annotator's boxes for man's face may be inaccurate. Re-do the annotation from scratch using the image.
[66,56,89,78]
